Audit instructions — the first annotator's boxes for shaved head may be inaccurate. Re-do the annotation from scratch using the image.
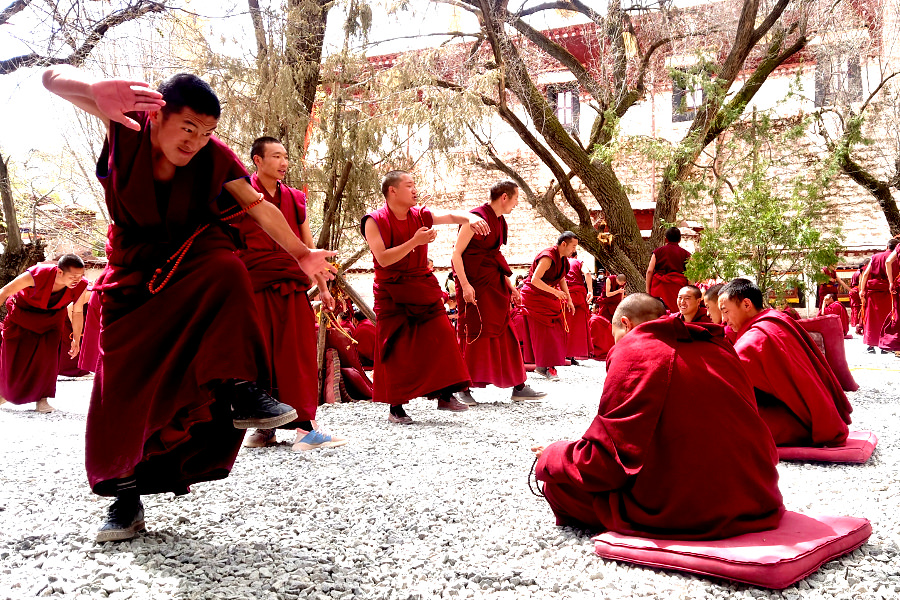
[611,293,666,343]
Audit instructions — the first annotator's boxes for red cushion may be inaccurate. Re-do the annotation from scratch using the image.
[798,315,859,392]
[593,511,871,589]
[777,430,878,464]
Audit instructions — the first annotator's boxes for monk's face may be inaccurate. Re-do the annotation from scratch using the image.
[254,142,288,181]
[676,289,701,318]
[389,173,417,207]
[498,189,519,214]
[150,107,218,168]
[704,295,722,324]
[559,239,579,257]
[718,296,754,331]
[56,267,85,289]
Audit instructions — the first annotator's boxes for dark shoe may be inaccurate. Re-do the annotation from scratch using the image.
[437,395,469,412]
[388,413,414,425]
[867,346,876,354]
[96,497,145,543]
[512,385,547,400]
[456,390,477,406]
[229,382,298,429]
[568,357,580,366]
[536,367,559,381]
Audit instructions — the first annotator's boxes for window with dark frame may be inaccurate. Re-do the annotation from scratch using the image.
[815,53,863,108]
[547,83,580,134]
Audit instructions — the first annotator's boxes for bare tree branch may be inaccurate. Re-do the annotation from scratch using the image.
[0,0,30,26]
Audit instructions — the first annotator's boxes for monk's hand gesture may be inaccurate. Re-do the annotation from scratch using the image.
[68,337,80,359]
[412,227,437,246]
[531,444,546,458]
[91,79,166,131]
[468,216,490,236]
[298,248,338,281]
[462,284,476,304]
[553,288,568,301]
[567,299,576,314]
[320,288,336,311]
[510,287,522,306]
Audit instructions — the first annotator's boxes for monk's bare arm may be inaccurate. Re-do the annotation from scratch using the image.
[560,278,575,313]
[299,218,335,310]
[645,254,656,293]
[0,272,35,306]
[430,209,490,236]
[451,224,476,303]
[43,65,165,132]
[859,260,873,296]
[363,217,432,267]
[68,290,89,358]
[888,249,898,292]
[225,179,336,279]
[531,258,567,299]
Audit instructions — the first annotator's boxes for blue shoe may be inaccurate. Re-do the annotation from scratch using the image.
[291,428,348,452]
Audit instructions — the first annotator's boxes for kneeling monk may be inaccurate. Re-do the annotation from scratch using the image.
[719,279,852,447]
[532,294,784,539]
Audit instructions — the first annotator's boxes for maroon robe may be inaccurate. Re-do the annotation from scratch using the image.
[849,270,862,329]
[325,327,373,400]
[86,112,268,496]
[733,309,852,447]
[564,259,591,359]
[519,246,569,368]
[236,174,317,422]
[781,306,801,321]
[588,314,614,360]
[361,205,470,403]
[354,318,375,367]
[863,250,892,347]
[816,268,841,309]
[0,264,88,404]
[595,277,623,320]
[676,305,712,324]
[77,271,106,374]
[649,242,691,312]
[536,317,784,539]
[58,308,90,377]
[454,203,525,388]
[822,301,850,336]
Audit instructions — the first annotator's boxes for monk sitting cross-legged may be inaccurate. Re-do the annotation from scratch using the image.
[719,279,852,447]
[532,294,784,538]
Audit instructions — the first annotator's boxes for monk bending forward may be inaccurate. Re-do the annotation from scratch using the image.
[533,294,784,539]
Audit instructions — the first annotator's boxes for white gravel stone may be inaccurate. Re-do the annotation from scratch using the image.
[0,336,898,599]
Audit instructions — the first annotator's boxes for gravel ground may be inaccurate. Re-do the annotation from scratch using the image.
[1,336,899,600]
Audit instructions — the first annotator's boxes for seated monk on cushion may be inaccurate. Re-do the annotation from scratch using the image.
[719,279,852,447]
[675,285,712,323]
[532,294,784,539]
[820,294,850,336]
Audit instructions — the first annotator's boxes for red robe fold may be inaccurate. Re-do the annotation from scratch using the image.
[849,270,862,328]
[588,314,614,360]
[676,306,712,324]
[880,289,900,351]
[519,246,569,368]
[821,301,850,335]
[236,174,317,422]
[536,317,784,539]
[649,242,691,311]
[454,203,525,388]
[86,113,267,496]
[733,309,852,447]
[565,259,591,359]
[354,319,375,366]
[595,277,623,320]
[0,264,88,403]
[863,250,893,347]
[362,205,470,403]
[816,267,841,309]
[58,310,90,377]
[325,327,373,399]
[77,270,106,374]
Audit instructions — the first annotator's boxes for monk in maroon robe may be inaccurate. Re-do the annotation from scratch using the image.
[362,170,487,424]
[520,233,579,380]
[880,245,900,352]
[719,279,852,447]
[861,238,899,352]
[324,325,374,401]
[77,275,104,374]
[816,266,850,311]
[533,294,784,538]
[0,255,88,413]
[564,254,592,361]
[353,316,376,367]
[595,273,625,320]
[675,285,712,323]
[821,294,850,336]
[849,260,867,332]
[238,137,346,452]
[646,227,691,312]
[450,180,543,404]
[45,67,336,542]
[588,312,614,360]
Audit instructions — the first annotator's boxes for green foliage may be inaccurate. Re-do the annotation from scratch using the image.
[685,112,844,302]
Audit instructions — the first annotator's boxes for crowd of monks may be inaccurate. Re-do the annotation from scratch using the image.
[0,67,897,548]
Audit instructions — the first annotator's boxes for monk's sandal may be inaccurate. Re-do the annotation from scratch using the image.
[96,497,145,543]
[229,382,298,429]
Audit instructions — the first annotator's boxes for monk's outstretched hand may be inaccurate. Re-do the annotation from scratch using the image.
[298,249,338,281]
[469,216,490,236]
[531,445,546,458]
[91,79,166,131]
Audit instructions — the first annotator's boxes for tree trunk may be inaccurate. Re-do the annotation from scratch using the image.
[839,155,900,237]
